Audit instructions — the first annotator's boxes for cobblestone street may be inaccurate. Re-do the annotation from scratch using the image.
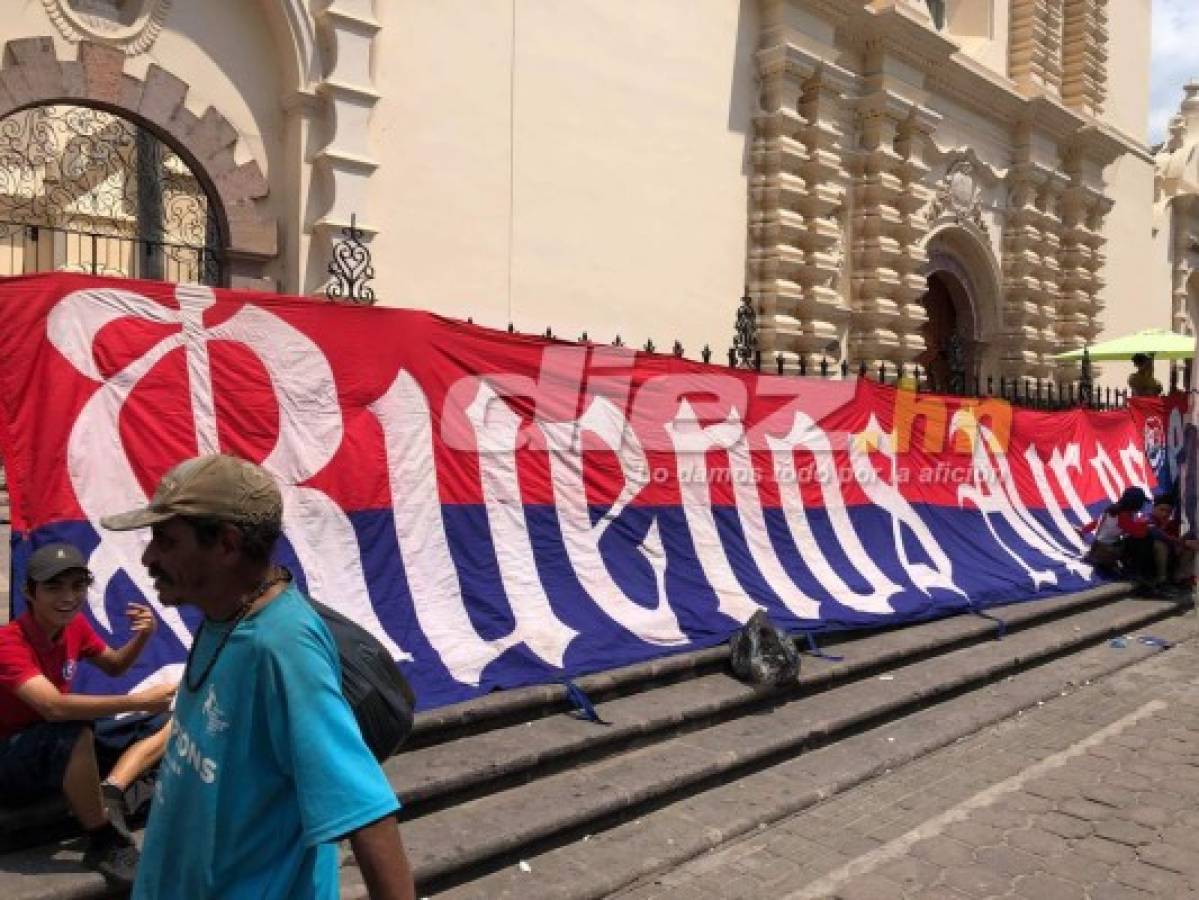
[615,622,1199,900]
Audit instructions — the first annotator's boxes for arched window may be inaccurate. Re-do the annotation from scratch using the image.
[0,104,225,286]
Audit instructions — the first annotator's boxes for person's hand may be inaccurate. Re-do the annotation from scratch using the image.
[137,682,177,714]
[126,603,157,639]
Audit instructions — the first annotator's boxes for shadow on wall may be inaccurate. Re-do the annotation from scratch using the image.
[728,0,759,177]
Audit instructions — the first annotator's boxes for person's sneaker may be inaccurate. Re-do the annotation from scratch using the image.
[100,782,130,837]
[82,836,139,888]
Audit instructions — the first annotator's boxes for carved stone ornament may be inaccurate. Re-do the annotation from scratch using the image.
[927,159,990,239]
[43,0,172,55]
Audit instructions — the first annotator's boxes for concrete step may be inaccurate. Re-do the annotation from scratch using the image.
[404,584,1130,751]
[409,611,1199,900]
[384,594,1183,896]
[0,583,1168,900]
[389,585,1130,816]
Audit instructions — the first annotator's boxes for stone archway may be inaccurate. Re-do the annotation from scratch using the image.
[923,224,1003,387]
[0,37,277,288]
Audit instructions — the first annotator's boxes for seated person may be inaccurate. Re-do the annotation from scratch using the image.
[1077,502,1123,572]
[1148,497,1197,593]
[1078,486,1151,576]
[1110,487,1155,582]
[0,543,175,888]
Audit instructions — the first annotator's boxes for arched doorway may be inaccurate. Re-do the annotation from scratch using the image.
[918,266,976,394]
[920,224,1003,392]
[0,103,225,286]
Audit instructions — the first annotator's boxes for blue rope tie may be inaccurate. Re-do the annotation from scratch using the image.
[560,679,610,725]
[970,605,1007,639]
[802,631,845,662]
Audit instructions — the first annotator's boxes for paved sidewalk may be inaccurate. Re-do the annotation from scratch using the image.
[614,621,1199,899]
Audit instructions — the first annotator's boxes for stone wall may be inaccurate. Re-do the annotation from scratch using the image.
[747,0,1133,383]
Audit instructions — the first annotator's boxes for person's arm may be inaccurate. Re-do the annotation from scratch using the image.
[14,674,174,722]
[89,603,156,677]
[349,815,415,900]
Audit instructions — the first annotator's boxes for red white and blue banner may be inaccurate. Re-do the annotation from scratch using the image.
[0,274,1175,710]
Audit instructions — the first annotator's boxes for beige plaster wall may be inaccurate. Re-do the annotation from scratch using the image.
[1103,0,1151,143]
[0,2,292,286]
[947,0,1009,76]
[370,0,759,355]
[1097,151,1158,386]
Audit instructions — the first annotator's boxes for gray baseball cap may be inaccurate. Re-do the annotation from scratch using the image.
[27,543,90,582]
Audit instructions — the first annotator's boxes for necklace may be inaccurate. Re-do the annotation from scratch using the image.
[183,568,290,693]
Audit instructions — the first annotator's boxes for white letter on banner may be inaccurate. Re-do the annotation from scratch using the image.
[848,416,962,597]
[767,412,900,614]
[51,288,192,643]
[464,382,577,665]
[371,370,521,684]
[952,411,1087,584]
[1089,444,1126,502]
[52,286,408,661]
[1023,444,1087,551]
[541,397,687,645]
[1047,444,1094,524]
[1118,441,1153,498]
[202,300,408,662]
[665,400,765,623]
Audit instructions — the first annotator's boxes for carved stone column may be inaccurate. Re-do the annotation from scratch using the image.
[847,91,936,373]
[1009,0,1064,98]
[750,42,855,372]
[1061,0,1108,117]
[1000,164,1046,379]
[848,92,905,371]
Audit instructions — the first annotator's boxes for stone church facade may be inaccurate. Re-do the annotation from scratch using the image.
[0,0,1162,391]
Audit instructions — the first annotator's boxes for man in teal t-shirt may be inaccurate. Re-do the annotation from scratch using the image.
[103,454,414,900]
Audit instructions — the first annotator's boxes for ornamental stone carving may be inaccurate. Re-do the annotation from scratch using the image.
[927,160,990,239]
[42,0,171,55]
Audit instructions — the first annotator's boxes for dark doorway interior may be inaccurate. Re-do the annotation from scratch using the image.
[919,272,963,393]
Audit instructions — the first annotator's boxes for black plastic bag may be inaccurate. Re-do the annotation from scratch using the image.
[729,610,800,686]
[310,598,417,761]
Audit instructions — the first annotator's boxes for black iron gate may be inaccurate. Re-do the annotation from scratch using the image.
[0,104,224,286]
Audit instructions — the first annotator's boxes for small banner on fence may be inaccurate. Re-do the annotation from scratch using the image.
[0,274,1176,710]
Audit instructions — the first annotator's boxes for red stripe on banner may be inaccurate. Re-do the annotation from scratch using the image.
[0,273,1161,534]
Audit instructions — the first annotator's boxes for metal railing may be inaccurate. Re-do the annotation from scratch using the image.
[0,221,224,287]
[480,293,1139,412]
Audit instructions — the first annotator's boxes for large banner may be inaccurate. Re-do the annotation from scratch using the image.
[0,274,1163,710]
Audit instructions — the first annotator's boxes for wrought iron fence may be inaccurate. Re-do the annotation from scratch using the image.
[485,293,1147,413]
[0,103,225,287]
[0,220,223,285]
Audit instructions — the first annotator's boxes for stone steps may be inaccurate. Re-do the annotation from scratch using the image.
[0,583,1183,900]
[402,609,1199,900]
[382,592,1181,897]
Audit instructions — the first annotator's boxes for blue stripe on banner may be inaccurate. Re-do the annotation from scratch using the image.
[15,500,1105,712]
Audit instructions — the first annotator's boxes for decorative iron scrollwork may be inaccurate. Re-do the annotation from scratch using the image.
[0,103,223,285]
[731,288,758,369]
[326,214,376,304]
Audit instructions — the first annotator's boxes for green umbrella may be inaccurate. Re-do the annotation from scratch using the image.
[1054,328,1195,361]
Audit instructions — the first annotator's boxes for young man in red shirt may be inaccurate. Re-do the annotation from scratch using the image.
[0,543,175,887]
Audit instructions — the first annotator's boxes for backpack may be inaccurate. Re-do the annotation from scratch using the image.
[729,610,801,686]
[309,598,416,761]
